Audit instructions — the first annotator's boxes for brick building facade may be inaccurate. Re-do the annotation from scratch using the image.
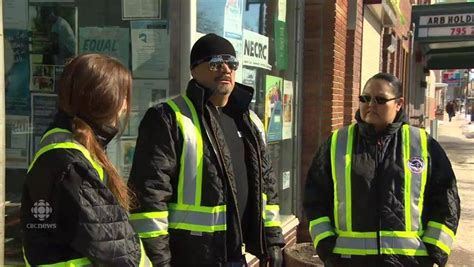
[298,0,414,242]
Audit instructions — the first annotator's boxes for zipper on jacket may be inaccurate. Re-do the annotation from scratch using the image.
[375,137,382,262]
[206,106,245,257]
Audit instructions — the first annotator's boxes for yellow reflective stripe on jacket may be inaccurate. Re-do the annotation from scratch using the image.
[331,124,429,256]
[422,221,455,254]
[333,231,428,256]
[309,216,335,248]
[139,240,153,267]
[167,97,203,206]
[24,246,92,267]
[402,125,428,232]
[129,211,169,238]
[262,193,281,227]
[168,203,226,232]
[166,95,228,233]
[330,124,355,232]
[28,129,104,181]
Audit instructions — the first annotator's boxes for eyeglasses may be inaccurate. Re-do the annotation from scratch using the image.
[359,95,399,104]
[191,54,239,72]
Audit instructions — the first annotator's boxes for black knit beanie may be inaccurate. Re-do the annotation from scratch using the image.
[190,33,236,69]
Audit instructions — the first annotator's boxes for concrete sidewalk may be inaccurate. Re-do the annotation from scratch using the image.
[436,114,474,266]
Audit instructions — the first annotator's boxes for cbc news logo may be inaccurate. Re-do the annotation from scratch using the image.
[27,200,56,229]
[31,199,52,221]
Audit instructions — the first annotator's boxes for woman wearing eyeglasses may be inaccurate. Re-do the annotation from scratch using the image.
[304,72,460,267]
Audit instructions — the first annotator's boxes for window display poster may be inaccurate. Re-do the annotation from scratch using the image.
[120,139,136,179]
[282,80,293,140]
[282,171,290,190]
[274,19,288,71]
[131,21,169,79]
[6,116,30,169]
[228,37,243,83]
[5,29,30,115]
[133,79,169,111]
[197,0,224,34]
[242,67,257,89]
[265,75,283,143]
[79,27,130,67]
[4,0,28,29]
[29,5,77,66]
[126,111,141,137]
[31,93,58,156]
[31,64,55,93]
[122,0,161,19]
[223,0,243,39]
[243,30,271,70]
[278,0,287,22]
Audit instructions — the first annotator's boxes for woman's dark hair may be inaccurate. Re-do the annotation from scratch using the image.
[364,72,402,97]
[58,53,133,210]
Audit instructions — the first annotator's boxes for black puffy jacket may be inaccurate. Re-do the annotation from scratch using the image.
[128,80,285,266]
[303,110,460,267]
[21,113,143,266]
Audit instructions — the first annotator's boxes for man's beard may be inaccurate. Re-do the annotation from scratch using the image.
[215,83,233,95]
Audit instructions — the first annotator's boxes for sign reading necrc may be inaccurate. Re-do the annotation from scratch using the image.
[420,13,474,26]
[243,30,271,70]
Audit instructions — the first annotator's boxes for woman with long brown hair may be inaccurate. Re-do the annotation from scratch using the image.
[21,54,151,266]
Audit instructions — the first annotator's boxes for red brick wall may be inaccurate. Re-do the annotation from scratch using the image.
[300,0,350,242]
[344,0,364,125]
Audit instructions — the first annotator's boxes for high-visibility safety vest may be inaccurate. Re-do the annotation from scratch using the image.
[130,95,281,239]
[309,124,455,257]
[25,128,152,267]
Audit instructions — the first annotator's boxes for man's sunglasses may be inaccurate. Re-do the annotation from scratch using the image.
[191,54,239,71]
[359,95,399,104]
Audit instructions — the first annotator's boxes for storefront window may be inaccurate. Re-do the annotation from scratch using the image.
[3,0,299,263]
[197,0,298,218]
[3,0,175,264]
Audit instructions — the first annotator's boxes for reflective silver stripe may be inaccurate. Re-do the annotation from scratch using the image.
[130,217,168,234]
[168,207,226,228]
[167,97,199,205]
[404,125,427,231]
[249,110,266,144]
[335,236,378,250]
[309,218,333,241]
[423,223,454,250]
[380,236,427,251]
[332,126,350,231]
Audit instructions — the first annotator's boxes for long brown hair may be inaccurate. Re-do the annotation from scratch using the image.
[58,53,133,210]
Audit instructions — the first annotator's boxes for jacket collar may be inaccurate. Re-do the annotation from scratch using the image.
[355,109,409,139]
[185,79,254,113]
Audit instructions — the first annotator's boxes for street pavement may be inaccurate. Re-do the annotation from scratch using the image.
[436,114,474,266]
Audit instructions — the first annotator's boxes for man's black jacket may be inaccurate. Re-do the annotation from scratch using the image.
[128,80,285,266]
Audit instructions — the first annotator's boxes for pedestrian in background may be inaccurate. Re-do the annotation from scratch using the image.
[21,54,151,266]
[446,101,455,122]
[304,72,460,267]
[128,33,285,266]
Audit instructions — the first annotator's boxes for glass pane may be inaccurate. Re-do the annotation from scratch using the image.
[196,0,298,216]
[3,0,176,264]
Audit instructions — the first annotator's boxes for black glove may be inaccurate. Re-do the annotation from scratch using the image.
[267,245,283,267]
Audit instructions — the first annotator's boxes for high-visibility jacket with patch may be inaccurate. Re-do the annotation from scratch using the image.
[304,116,460,266]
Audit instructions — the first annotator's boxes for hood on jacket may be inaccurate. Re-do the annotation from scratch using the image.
[355,108,409,139]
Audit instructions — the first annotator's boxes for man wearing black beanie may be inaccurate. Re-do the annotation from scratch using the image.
[129,33,285,266]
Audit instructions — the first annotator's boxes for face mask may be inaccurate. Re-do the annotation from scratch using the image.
[93,124,119,147]
[77,115,119,147]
